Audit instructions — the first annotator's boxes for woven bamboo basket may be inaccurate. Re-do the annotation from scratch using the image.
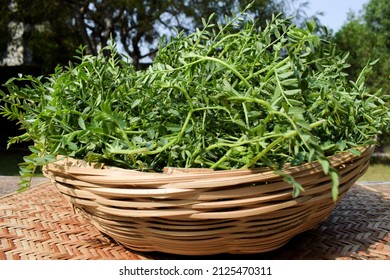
[42,145,374,255]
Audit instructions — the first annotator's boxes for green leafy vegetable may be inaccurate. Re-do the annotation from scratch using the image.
[1,10,389,198]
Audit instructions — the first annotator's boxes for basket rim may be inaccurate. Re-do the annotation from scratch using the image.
[44,145,374,178]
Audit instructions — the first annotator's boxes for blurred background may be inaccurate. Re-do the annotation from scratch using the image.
[0,0,389,179]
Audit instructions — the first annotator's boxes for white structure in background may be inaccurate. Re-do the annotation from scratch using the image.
[1,0,32,66]
[1,21,25,66]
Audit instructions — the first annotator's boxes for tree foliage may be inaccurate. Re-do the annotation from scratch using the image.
[0,0,82,72]
[333,0,390,96]
[364,0,390,48]
[1,0,314,71]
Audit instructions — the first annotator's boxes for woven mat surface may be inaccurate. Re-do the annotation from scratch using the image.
[1,182,389,260]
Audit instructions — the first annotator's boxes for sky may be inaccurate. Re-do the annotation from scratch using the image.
[305,0,370,31]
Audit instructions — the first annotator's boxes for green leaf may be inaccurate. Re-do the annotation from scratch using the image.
[166,125,181,132]
[277,71,295,79]
[348,148,361,156]
[68,142,78,151]
[147,128,156,139]
[284,89,301,96]
[289,107,305,114]
[280,78,298,86]
[297,120,312,130]
[319,158,330,175]
[305,21,316,33]
[28,145,41,154]
[330,169,340,202]
[133,136,143,143]
[131,99,141,108]
[337,140,347,151]
[78,116,86,130]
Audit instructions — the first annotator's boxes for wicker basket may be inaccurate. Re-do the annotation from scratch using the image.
[42,146,374,255]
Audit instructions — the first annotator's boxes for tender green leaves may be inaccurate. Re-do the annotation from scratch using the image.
[1,11,389,198]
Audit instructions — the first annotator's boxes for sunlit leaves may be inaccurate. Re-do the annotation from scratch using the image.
[1,10,389,198]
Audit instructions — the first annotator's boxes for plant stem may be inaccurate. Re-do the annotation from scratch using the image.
[241,119,325,168]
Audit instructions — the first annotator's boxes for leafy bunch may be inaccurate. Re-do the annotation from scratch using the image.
[1,9,389,198]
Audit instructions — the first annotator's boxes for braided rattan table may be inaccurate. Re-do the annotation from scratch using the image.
[1,181,389,260]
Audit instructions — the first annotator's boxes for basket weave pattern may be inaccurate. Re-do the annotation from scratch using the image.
[43,146,373,255]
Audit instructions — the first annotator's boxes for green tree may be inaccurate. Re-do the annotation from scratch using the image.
[1,0,315,71]
[333,0,390,92]
[365,0,390,48]
[0,1,82,72]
